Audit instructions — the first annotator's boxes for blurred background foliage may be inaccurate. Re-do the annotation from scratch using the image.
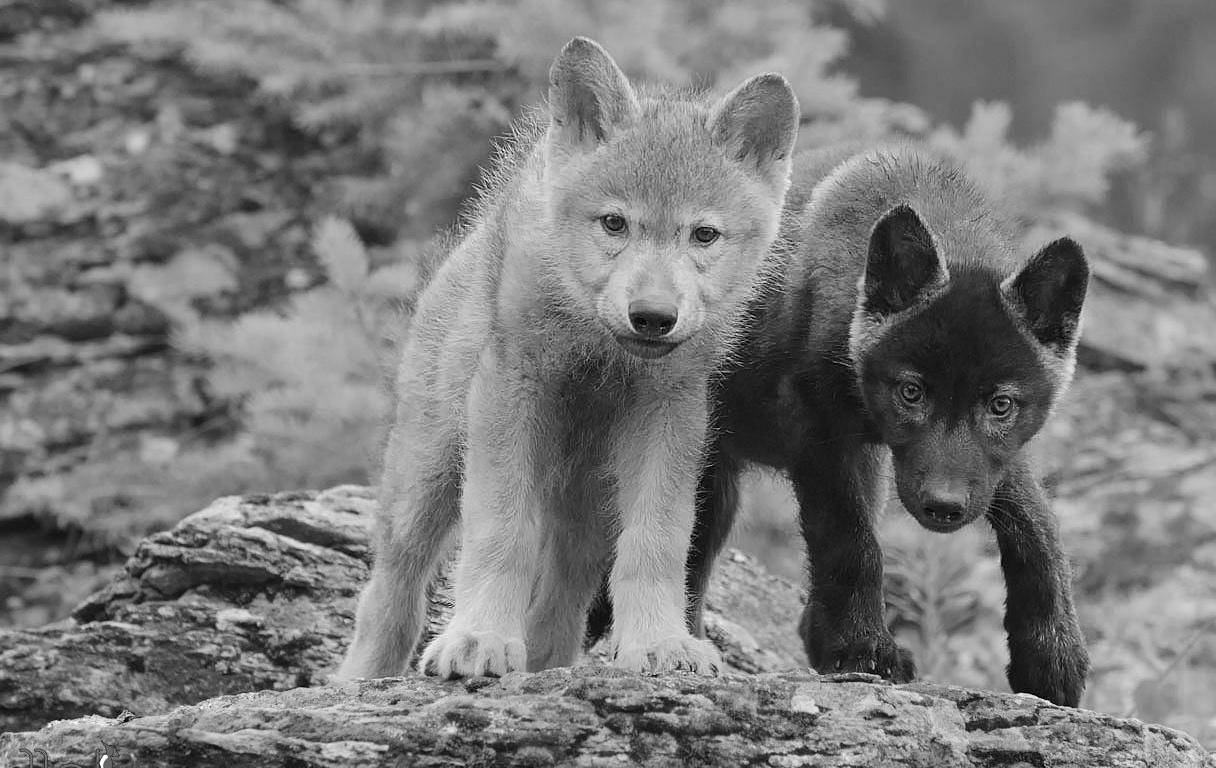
[0,0,1214,748]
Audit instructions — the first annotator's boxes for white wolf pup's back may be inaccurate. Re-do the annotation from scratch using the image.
[336,37,799,681]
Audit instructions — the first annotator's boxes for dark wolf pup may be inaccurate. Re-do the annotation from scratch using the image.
[335,37,799,680]
[682,146,1091,706]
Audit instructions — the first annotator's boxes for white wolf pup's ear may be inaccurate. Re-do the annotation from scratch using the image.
[1002,237,1089,355]
[863,204,948,316]
[548,37,640,152]
[708,73,799,191]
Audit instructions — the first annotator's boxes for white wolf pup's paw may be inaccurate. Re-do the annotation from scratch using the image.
[611,634,722,676]
[419,629,526,679]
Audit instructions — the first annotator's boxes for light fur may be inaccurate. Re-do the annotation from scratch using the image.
[335,37,798,680]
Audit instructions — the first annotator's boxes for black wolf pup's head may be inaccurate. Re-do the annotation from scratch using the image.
[851,205,1089,532]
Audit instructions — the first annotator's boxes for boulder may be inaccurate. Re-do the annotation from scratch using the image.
[1,486,1212,766]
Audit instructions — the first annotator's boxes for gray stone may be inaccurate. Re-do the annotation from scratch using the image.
[0,485,1211,767]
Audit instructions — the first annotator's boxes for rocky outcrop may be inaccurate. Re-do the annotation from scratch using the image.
[1,486,1213,766]
[5,667,1215,768]
[0,486,804,734]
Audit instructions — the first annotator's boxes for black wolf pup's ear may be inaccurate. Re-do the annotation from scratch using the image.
[709,73,799,191]
[864,204,947,316]
[548,37,640,152]
[1002,237,1089,354]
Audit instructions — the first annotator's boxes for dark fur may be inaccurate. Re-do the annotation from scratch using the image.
[589,145,1091,707]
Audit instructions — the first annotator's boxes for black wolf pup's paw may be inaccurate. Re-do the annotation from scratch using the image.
[1006,628,1090,707]
[811,631,917,683]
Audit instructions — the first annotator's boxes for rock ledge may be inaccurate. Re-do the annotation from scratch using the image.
[1,486,1212,767]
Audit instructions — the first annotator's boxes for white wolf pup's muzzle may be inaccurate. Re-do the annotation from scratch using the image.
[615,297,683,358]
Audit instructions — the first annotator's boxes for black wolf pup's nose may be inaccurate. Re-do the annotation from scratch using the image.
[922,498,966,525]
[628,300,678,338]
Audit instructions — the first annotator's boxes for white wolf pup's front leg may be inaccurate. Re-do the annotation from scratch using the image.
[419,366,542,679]
[608,386,721,675]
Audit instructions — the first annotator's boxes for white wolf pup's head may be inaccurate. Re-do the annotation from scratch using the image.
[541,37,798,360]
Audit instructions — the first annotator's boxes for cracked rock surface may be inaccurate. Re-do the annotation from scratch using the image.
[4,668,1214,767]
[1,486,1213,766]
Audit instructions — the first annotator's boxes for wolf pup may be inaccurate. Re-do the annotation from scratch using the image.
[681,146,1091,706]
[335,37,799,680]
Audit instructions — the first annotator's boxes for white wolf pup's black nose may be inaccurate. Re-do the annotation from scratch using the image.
[628,300,678,338]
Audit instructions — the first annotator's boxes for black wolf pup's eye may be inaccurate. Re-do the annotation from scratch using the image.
[898,381,924,405]
[988,394,1015,418]
[601,214,628,235]
[692,226,721,245]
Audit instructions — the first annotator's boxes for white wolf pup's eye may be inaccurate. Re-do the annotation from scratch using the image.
[692,226,721,245]
[600,213,628,235]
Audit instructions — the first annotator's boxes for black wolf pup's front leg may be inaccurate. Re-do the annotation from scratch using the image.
[794,439,915,682]
[988,458,1089,707]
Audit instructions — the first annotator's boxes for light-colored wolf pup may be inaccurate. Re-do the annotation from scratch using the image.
[335,37,799,680]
